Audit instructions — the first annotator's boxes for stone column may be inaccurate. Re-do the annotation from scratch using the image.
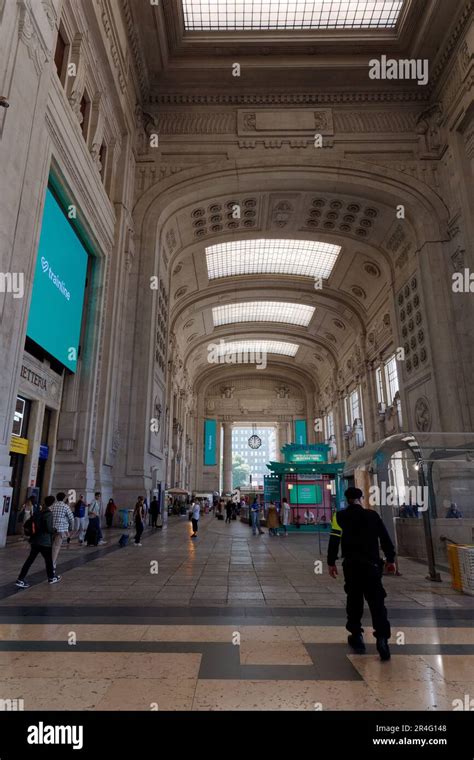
[222,421,233,493]
[277,420,289,459]
[19,400,45,503]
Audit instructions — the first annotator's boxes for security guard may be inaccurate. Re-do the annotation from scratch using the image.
[327,487,396,661]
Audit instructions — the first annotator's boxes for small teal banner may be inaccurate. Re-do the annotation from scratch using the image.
[204,419,217,466]
[294,419,307,445]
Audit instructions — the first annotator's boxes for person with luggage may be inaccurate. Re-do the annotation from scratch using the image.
[86,492,106,546]
[73,494,87,544]
[190,500,200,538]
[105,498,117,528]
[327,487,396,662]
[16,496,61,587]
[51,492,74,570]
[133,496,145,546]
[150,495,161,528]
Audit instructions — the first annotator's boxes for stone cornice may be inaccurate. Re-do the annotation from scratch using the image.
[150,91,430,106]
[429,0,473,93]
[121,0,149,100]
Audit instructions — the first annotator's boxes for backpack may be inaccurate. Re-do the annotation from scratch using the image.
[118,534,129,547]
[23,512,42,538]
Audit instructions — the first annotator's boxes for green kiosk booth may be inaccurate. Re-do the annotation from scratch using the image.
[264,444,347,532]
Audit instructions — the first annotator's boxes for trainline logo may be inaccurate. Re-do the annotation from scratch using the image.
[369,55,429,86]
[41,256,71,301]
[27,721,83,750]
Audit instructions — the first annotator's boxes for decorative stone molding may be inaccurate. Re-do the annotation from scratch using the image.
[18,0,50,76]
[334,111,417,133]
[41,0,57,30]
[121,0,149,99]
[68,35,87,121]
[414,397,432,432]
[112,427,121,452]
[157,111,235,134]
[416,104,446,158]
[238,108,334,137]
[151,92,429,106]
[96,0,126,92]
[430,0,473,91]
[451,247,465,272]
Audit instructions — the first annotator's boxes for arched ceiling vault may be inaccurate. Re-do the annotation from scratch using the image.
[134,158,449,389]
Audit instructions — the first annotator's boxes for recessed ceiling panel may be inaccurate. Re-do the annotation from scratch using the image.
[182,1,404,31]
[213,301,315,326]
[206,239,341,280]
[211,339,299,357]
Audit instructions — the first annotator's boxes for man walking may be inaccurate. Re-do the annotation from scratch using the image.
[16,496,61,587]
[327,487,396,661]
[73,494,87,544]
[150,495,160,528]
[51,492,74,571]
[88,491,107,545]
[250,498,264,536]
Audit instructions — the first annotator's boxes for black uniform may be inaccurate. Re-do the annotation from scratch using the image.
[327,504,395,639]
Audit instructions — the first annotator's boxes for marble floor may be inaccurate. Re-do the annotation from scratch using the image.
[0,514,472,711]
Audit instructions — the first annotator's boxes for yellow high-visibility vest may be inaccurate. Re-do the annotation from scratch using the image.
[330,511,342,538]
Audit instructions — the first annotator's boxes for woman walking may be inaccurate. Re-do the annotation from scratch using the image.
[281,498,291,536]
[105,498,117,528]
[191,500,200,538]
[266,501,279,536]
[133,496,145,546]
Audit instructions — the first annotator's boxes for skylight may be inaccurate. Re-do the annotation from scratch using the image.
[213,301,315,327]
[182,1,404,31]
[206,239,341,280]
[212,339,299,357]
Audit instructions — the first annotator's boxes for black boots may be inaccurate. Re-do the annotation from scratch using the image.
[347,633,366,654]
[376,637,391,661]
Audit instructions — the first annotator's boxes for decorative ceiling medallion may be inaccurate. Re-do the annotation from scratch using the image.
[364,262,380,277]
[333,319,345,330]
[351,285,366,299]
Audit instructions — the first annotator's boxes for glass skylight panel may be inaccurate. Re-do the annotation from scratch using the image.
[206,239,341,280]
[212,301,315,327]
[182,1,404,31]
[213,340,299,357]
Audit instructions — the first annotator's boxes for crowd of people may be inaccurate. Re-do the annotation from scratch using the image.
[15,490,162,588]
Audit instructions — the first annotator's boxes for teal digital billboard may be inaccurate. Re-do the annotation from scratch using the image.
[204,419,217,466]
[289,484,322,505]
[26,188,88,373]
[294,419,307,445]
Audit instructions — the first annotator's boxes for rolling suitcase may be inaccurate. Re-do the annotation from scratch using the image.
[85,523,99,546]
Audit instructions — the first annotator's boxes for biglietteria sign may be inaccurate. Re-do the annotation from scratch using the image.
[283,444,330,464]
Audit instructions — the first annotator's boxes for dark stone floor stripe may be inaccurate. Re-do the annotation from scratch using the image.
[306,644,364,680]
[1,640,472,682]
[0,604,470,628]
